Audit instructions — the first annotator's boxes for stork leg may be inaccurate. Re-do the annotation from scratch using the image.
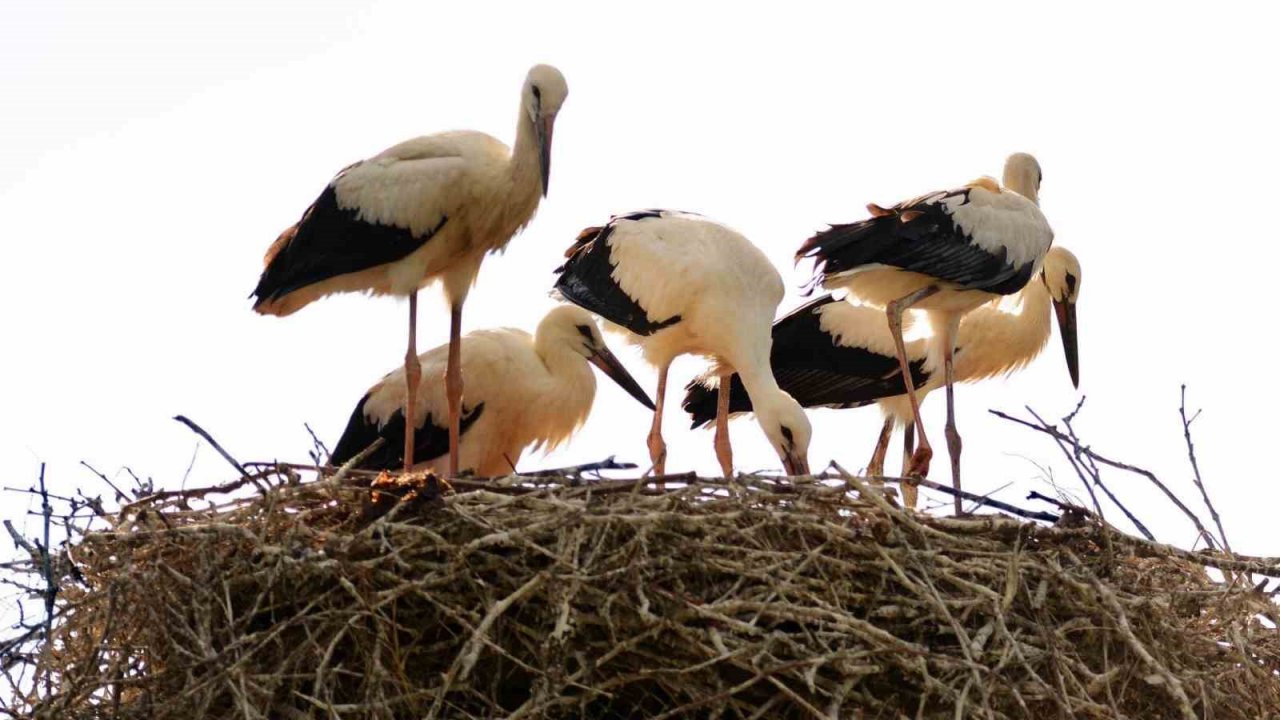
[886,286,940,479]
[867,416,894,477]
[943,339,963,516]
[900,424,918,508]
[714,371,734,478]
[647,363,670,481]
[402,292,421,473]
[445,303,464,478]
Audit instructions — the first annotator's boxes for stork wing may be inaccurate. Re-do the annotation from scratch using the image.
[797,186,1046,295]
[553,211,681,335]
[329,393,485,471]
[251,150,464,308]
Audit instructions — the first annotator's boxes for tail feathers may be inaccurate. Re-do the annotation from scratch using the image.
[796,219,894,279]
[682,374,755,429]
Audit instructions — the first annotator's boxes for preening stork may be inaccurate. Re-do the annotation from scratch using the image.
[329,305,654,475]
[685,246,1081,507]
[252,64,568,477]
[553,210,811,477]
[795,153,1054,513]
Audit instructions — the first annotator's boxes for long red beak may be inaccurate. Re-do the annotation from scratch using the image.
[1052,299,1079,388]
[538,115,555,197]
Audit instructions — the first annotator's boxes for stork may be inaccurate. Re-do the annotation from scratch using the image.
[553,210,811,477]
[685,246,1081,507]
[252,64,568,477]
[795,153,1054,513]
[329,305,654,475]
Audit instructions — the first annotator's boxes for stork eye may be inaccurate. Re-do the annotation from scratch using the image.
[575,324,594,340]
[780,426,794,446]
[532,85,542,102]
[1064,272,1078,297]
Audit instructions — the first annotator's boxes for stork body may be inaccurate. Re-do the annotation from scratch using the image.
[796,153,1053,512]
[330,306,653,476]
[553,210,811,477]
[253,64,568,476]
[685,246,1081,506]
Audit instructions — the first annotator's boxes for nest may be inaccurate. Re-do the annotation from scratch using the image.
[12,467,1280,719]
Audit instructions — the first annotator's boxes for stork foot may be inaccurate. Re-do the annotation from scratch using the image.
[905,446,932,478]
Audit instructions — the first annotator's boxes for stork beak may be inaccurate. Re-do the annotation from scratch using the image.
[1052,299,1079,388]
[782,450,810,477]
[589,344,655,410]
[537,114,555,197]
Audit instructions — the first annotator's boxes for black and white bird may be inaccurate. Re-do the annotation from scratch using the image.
[795,153,1054,512]
[252,64,568,477]
[686,246,1081,507]
[553,210,812,477]
[329,305,653,476]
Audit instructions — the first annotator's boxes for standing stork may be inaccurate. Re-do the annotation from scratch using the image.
[685,246,1081,507]
[553,210,811,477]
[795,153,1053,512]
[252,64,569,477]
[329,305,654,475]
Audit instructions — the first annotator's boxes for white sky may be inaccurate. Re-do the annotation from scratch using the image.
[2,1,1278,557]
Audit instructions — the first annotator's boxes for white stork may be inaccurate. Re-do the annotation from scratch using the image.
[685,246,1081,507]
[795,153,1053,513]
[252,64,569,477]
[329,305,654,476]
[553,210,812,477]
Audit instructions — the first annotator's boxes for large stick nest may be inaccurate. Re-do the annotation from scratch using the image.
[16,469,1280,718]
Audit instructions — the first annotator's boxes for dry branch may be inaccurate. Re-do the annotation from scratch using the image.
[3,462,1277,719]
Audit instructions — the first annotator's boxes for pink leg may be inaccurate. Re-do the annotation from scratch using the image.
[886,286,939,478]
[867,416,894,477]
[647,363,670,481]
[714,372,734,477]
[943,339,963,515]
[403,292,421,473]
[445,303,463,478]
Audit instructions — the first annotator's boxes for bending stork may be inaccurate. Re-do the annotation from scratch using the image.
[685,246,1081,507]
[795,153,1053,512]
[553,210,811,477]
[329,305,654,476]
[252,64,568,477]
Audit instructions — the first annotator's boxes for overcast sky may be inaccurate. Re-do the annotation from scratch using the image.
[3,1,1278,558]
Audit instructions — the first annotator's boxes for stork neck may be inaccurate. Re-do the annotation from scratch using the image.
[952,281,1052,380]
[510,107,542,191]
[732,351,783,407]
[1002,167,1040,205]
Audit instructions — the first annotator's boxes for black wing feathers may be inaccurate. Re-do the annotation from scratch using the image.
[799,190,1030,294]
[329,394,484,470]
[682,295,929,428]
[251,184,447,304]
[553,217,680,335]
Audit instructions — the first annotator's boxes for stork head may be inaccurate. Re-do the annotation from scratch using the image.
[538,305,655,410]
[1040,246,1081,388]
[753,391,813,476]
[1003,152,1043,205]
[523,64,568,197]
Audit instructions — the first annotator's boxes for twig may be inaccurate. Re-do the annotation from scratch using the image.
[991,408,1211,545]
[303,422,331,466]
[1180,385,1231,555]
[874,473,1059,523]
[172,415,267,494]
[79,461,129,502]
[520,456,639,479]
[1027,407,1154,542]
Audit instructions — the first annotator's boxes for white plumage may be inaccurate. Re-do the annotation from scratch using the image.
[555,210,812,477]
[797,153,1054,512]
[329,305,653,477]
[253,65,569,476]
